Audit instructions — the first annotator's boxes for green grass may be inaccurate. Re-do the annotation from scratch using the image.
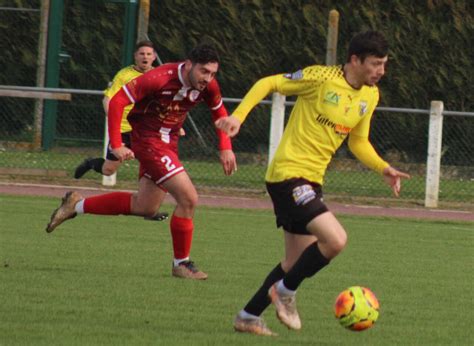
[0,195,472,345]
[0,149,473,203]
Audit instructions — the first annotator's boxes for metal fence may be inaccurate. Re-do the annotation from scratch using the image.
[0,86,472,209]
[0,2,472,209]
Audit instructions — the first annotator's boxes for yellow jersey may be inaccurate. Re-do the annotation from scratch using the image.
[233,65,389,185]
[104,65,144,133]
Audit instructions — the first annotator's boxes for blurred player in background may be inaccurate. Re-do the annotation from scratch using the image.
[74,40,168,221]
[47,43,237,280]
[75,40,155,179]
[216,30,410,335]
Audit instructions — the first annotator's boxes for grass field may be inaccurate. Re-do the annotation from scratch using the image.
[1,150,473,204]
[0,194,473,345]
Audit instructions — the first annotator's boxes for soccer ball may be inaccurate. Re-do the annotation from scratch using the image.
[334,286,380,331]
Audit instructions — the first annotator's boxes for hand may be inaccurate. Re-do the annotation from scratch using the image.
[382,166,410,197]
[215,115,242,138]
[178,128,186,136]
[220,149,237,176]
[111,145,135,162]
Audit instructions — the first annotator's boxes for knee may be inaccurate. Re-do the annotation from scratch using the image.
[329,230,347,257]
[319,230,347,259]
[178,192,198,211]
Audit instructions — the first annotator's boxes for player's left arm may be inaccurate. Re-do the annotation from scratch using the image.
[348,91,410,196]
[205,80,237,175]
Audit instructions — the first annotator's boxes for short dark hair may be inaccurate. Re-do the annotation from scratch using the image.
[347,31,388,62]
[135,40,155,52]
[187,44,220,64]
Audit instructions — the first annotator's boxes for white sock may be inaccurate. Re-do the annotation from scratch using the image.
[173,257,189,267]
[238,309,259,320]
[277,279,296,296]
[74,199,85,214]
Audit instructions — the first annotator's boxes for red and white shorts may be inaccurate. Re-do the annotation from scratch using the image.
[132,136,184,186]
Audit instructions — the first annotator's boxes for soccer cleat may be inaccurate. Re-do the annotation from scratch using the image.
[233,314,277,336]
[74,158,93,179]
[46,191,82,233]
[268,283,302,330]
[143,211,169,222]
[172,261,208,280]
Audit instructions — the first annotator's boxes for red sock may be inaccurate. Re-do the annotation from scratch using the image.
[84,192,132,215]
[170,214,194,260]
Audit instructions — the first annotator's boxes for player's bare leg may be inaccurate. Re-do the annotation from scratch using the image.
[162,172,207,280]
[74,160,168,221]
[269,213,346,330]
[132,179,169,221]
[131,177,168,217]
[267,233,315,330]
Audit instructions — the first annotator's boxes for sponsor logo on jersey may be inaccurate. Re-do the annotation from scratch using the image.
[292,185,316,205]
[344,105,352,115]
[323,91,340,105]
[283,69,303,80]
[316,114,352,135]
[162,91,172,95]
[189,90,200,102]
[359,101,368,116]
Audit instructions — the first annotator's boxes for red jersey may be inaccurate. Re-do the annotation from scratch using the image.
[108,62,231,150]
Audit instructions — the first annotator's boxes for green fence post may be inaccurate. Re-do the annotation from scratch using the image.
[122,0,138,66]
[42,0,64,150]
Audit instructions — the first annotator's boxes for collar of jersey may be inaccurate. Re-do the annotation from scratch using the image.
[177,62,191,89]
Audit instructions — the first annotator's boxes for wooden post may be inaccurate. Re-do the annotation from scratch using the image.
[325,9,339,66]
[425,101,444,208]
[137,0,150,41]
[33,0,50,149]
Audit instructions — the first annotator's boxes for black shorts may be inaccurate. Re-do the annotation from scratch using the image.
[106,132,132,161]
[266,178,329,235]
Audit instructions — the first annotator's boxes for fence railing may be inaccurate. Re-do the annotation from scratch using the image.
[0,85,473,209]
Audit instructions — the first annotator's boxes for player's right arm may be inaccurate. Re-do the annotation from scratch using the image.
[216,70,313,137]
[215,76,279,137]
[109,67,167,154]
[107,88,133,161]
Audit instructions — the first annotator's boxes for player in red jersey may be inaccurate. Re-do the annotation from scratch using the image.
[46,44,237,280]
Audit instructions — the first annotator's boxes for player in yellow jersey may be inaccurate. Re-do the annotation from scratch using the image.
[216,31,410,336]
[74,40,168,221]
[75,40,156,179]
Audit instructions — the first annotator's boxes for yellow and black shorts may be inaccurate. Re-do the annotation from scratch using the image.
[266,178,328,235]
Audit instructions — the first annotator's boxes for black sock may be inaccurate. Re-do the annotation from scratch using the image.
[89,158,105,174]
[283,241,330,291]
[243,263,285,316]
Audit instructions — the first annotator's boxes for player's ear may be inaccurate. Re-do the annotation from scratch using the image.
[184,59,193,71]
[350,54,362,67]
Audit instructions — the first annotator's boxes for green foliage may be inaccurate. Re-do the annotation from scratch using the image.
[147,0,472,111]
[1,1,472,188]
[0,195,473,344]
[2,0,472,109]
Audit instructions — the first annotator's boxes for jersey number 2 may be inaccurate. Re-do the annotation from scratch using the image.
[161,156,176,171]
